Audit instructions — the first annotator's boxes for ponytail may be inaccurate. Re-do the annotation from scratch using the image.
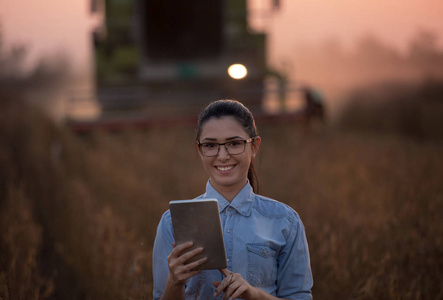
[248,161,259,193]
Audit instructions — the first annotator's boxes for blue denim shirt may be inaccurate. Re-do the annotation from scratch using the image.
[153,181,313,299]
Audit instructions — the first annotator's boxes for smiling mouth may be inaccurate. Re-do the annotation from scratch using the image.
[216,165,234,172]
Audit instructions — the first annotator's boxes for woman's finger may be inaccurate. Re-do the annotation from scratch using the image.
[229,284,247,300]
[221,273,238,300]
[218,272,250,300]
[214,272,233,297]
[172,241,193,255]
[182,256,207,272]
[167,241,207,286]
[219,268,231,277]
[177,248,204,267]
[169,242,204,265]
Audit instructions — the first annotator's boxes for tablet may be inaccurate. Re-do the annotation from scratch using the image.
[169,198,227,270]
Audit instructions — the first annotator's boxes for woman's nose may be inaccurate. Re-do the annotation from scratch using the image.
[217,145,230,159]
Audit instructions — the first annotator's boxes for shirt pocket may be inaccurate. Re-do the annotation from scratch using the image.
[246,242,279,287]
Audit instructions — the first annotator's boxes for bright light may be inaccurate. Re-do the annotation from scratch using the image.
[228,64,247,79]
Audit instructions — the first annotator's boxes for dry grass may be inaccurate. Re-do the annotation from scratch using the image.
[258,126,443,299]
[1,83,442,299]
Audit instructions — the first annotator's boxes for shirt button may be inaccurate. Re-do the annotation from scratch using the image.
[227,230,231,233]
[227,258,230,262]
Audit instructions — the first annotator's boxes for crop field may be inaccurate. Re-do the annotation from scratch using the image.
[1,82,442,299]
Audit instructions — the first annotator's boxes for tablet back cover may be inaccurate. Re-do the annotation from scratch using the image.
[169,199,227,270]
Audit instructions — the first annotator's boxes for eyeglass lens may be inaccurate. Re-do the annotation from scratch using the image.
[200,140,246,156]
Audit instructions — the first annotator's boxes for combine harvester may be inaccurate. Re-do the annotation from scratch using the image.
[68,0,324,133]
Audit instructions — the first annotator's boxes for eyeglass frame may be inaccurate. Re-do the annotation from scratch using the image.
[197,137,256,157]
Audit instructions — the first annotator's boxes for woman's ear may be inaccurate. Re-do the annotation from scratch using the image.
[196,142,204,159]
[251,136,261,158]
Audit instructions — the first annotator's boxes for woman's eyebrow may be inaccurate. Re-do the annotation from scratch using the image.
[201,136,244,142]
[201,137,217,142]
[225,136,244,140]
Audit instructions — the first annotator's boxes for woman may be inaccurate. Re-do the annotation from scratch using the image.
[153,100,313,300]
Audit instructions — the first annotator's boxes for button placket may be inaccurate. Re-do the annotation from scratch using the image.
[224,206,235,270]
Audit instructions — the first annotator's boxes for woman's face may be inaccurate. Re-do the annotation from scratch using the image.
[197,116,260,196]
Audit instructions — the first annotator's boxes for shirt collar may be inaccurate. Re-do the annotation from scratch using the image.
[203,181,254,217]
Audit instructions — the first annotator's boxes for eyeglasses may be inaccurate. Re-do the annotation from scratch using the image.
[198,137,255,157]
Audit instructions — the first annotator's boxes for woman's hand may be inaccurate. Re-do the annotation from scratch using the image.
[166,242,207,287]
[213,269,254,300]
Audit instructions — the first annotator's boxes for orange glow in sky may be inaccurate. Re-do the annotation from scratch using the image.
[249,0,443,55]
[2,0,442,118]
[0,0,100,72]
[249,0,443,115]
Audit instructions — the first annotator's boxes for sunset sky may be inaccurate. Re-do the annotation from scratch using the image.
[0,0,101,72]
[249,0,443,61]
[2,0,442,67]
[248,0,443,113]
[1,0,442,116]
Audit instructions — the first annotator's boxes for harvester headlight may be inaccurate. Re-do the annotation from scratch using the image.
[228,64,247,79]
